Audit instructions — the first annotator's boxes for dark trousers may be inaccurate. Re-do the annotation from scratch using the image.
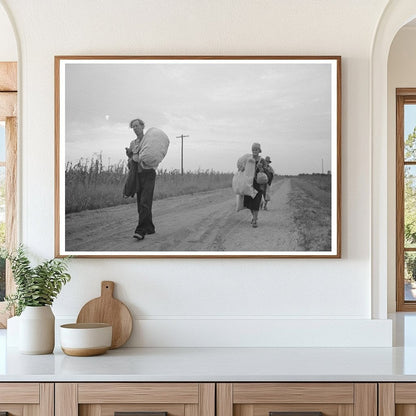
[243,179,264,211]
[136,169,156,235]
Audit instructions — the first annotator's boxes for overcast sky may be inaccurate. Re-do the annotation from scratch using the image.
[64,60,334,175]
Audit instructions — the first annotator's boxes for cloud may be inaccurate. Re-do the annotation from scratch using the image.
[63,60,334,174]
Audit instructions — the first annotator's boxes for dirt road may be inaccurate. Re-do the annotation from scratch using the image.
[65,178,304,253]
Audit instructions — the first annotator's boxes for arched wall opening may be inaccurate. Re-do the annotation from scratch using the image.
[387,18,416,313]
[372,0,416,318]
[0,1,17,61]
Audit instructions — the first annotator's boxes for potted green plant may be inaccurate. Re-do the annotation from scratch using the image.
[4,245,71,354]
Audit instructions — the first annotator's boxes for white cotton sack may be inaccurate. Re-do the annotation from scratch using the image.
[235,195,244,212]
[232,158,257,198]
[237,153,252,171]
[139,127,170,169]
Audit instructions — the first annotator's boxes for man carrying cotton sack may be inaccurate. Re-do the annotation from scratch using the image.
[124,118,169,241]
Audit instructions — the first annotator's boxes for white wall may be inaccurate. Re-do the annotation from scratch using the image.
[0,3,16,61]
[387,26,416,312]
[0,0,393,347]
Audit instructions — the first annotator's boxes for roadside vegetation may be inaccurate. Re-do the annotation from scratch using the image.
[65,155,233,213]
[288,174,332,251]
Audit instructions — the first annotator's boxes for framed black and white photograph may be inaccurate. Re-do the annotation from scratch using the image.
[55,56,341,258]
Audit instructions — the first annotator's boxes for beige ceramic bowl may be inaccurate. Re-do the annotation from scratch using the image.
[60,323,112,356]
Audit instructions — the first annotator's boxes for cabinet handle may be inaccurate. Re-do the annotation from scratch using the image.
[270,413,323,416]
[115,412,168,416]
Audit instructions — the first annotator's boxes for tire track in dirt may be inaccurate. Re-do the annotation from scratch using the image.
[65,188,236,252]
[65,178,303,253]
[221,178,302,252]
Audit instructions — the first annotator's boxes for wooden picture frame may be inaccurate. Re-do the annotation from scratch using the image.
[55,56,341,258]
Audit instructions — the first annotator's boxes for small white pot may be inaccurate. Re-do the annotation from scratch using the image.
[19,306,55,354]
[60,323,112,356]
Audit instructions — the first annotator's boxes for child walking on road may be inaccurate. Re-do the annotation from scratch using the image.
[262,156,274,210]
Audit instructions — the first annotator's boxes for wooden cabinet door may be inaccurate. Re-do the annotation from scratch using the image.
[0,383,53,415]
[217,383,377,416]
[379,383,416,416]
[55,383,215,416]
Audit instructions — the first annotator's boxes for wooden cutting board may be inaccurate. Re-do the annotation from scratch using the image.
[76,281,133,349]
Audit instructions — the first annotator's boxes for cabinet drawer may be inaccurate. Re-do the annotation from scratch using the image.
[78,383,200,404]
[218,383,376,416]
[0,383,39,403]
[56,383,215,416]
[0,383,53,416]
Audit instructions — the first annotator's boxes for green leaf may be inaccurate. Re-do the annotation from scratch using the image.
[5,245,71,315]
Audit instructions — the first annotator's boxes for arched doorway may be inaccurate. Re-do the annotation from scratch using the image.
[371,0,416,318]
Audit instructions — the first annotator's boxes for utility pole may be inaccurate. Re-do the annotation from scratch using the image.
[321,158,324,174]
[176,134,189,175]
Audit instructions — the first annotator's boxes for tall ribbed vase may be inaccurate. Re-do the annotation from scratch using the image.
[19,306,55,354]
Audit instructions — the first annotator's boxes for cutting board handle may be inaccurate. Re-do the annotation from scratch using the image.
[101,281,115,298]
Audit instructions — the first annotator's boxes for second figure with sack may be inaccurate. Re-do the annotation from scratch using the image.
[242,142,270,228]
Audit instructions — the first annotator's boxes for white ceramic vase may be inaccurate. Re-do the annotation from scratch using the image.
[6,315,20,347]
[19,305,55,354]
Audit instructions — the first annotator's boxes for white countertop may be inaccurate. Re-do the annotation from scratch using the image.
[2,345,416,382]
[2,313,416,382]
